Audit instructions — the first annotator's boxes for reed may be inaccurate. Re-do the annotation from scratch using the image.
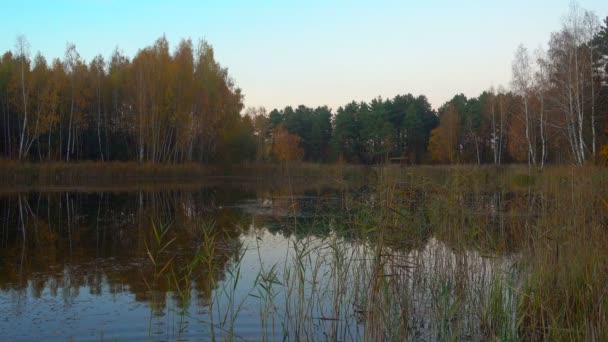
[133,164,607,340]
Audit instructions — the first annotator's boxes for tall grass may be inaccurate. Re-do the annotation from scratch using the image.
[132,164,607,340]
[0,161,369,194]
[0,161,217,189]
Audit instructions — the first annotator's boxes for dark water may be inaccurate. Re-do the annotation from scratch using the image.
[0,182,520,341]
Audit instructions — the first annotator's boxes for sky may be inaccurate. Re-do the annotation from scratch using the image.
[2,0,608,111]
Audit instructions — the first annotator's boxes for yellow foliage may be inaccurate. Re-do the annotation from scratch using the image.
[600,144,608,165]
[271,124,304,162]
[428,104,459,163]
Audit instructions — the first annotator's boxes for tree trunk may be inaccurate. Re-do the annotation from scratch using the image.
[18,59,28,161]
[540,95,546,169]
[523,97,535,169]
[97,75,104,161]
[67,86,74,162]
[492,99,497,165]
[590,46,596,160]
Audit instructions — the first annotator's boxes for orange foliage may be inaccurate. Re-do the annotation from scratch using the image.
[271,124,304,162]
[428,104,459,163]
[507,108,528,163]
[600,144,608,165]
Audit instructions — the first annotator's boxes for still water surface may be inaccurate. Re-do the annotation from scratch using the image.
[0,181,517,341]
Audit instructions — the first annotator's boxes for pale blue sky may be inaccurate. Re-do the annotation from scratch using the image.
[2,0,607,111]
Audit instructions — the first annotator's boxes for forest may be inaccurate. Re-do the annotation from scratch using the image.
[0,37,255,164]
[2,4,608,341]
[1,9,608,166]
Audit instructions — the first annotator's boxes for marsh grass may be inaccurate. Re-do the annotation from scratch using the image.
[372,165,608,340]
[134,164,607,341]
[0,161,369,189]
[0,161,218,187]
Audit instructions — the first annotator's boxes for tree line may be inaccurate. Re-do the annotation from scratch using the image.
[1,36,255,163]
[425,5,608,167]
[248,6,608,166]
[247,94,437,164]
[1,5,607,166]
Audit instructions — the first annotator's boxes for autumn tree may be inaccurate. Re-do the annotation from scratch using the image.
[541,4,598,164]
[15,35,30,161]
[245,106,271,161]
[89,54,106,161]
[0,35,253,163]
[26,53,51,159]
[511,44,536,167]
[271,124,304,162]
[428,104,459,164]
[485,87,510,165]
[1,7,607,169]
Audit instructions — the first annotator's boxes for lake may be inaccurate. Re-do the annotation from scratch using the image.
[0,167,604,340]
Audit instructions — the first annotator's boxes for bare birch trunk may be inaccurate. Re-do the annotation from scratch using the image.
[18,55,28,161]
[539,95,546,169]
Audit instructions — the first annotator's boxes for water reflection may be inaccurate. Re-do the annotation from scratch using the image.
[0,186,344,340]
[0,184,534,340]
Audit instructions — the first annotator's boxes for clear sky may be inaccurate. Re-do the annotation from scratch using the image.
[2,0,607,111]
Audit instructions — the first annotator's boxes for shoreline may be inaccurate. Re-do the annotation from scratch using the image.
[0,160,602,192]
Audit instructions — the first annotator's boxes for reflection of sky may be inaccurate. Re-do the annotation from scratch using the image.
[2,1,607,110]
[0,281,150,340]
[0,225,516,341]
[0,188,520,340]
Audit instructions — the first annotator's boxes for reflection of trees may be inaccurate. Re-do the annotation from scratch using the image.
[334,185,551,255]
[427,189,546,253]
[0,189,248,315]
[0,183,549,310]
[245,188,343,240]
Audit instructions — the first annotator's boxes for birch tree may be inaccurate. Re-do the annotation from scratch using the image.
[15,35,30,161]
[63,44,80,161]
[534,48,549,168]
[496,86,508,165]
[583,10,600,160]
[544,4,594,165]
[512,44,536,168]
[90,55,106,161]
